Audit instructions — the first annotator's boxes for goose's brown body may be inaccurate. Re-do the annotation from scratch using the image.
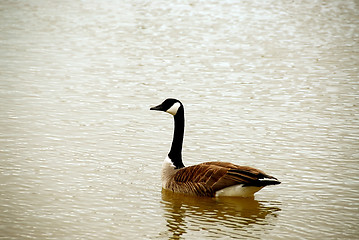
[162,158,279,197]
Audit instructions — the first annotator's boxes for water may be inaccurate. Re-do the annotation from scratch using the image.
[1,0,358,239]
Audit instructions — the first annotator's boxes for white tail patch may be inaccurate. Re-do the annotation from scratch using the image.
[166,102,181,115]
[215,185,263,198]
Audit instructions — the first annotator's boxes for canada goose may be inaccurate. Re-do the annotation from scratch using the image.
[150,98,280,197]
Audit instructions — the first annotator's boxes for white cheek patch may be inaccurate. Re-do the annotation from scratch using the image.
[166,102,181,115]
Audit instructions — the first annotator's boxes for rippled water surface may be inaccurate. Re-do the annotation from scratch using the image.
[1,0,358,239]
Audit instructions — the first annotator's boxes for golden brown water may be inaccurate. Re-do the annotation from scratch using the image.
[1,0,358,239]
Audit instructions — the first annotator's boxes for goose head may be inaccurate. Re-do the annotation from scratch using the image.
[150,98,183,116]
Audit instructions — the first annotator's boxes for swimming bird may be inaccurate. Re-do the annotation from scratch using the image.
[150,98,280,197]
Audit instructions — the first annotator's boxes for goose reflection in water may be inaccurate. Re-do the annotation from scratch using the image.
[160,189,281,239]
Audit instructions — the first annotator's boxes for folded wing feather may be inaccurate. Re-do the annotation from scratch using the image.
[172,161,278,196]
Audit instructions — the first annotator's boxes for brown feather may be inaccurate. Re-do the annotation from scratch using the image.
[163,161,279,197]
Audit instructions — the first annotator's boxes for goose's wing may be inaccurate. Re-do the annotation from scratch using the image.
[174,162,280,195]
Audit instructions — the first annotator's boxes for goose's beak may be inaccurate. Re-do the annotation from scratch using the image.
[150,104,163,111]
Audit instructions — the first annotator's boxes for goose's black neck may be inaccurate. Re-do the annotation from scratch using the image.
[168,106,185,169]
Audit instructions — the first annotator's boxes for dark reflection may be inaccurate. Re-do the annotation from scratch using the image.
[161,189,281,239]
